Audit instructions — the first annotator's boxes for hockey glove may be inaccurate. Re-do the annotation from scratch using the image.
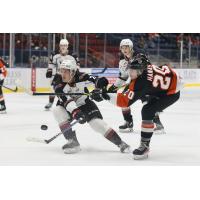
[95,77,109,89]
[90,89,103,102]
[72,109,86,124]
[101,88,110,100]
[107,84,118,93]
[46,68,53,78]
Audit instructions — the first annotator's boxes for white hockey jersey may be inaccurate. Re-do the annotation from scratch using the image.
[114,58,131,87]
[49,54,76,74]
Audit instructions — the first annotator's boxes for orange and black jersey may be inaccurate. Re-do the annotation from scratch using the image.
[0,59,8,78]
[117,64,182,108]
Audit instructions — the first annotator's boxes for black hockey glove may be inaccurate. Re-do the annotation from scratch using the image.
[84,87,103,102]
[95,77,109,89]
[0,69,2,74]
[46,68,53,78]
[107,84,118,93]
[90,89,103,102]
[72,109,86,124]
[101,88,110,100]
[90,88,110,101]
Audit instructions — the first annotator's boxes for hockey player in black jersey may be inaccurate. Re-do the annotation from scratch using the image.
[101,54,182,159]
[52,59,130,154]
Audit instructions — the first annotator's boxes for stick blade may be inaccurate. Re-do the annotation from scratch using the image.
[26,137,47,144]
[14,87,18,92]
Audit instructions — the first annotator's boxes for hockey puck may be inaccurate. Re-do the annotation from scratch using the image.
[41,125,48,130]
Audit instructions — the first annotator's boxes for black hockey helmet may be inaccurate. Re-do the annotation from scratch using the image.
[128,53,151,70]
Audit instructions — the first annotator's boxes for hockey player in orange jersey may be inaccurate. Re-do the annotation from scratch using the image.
[0,58,8,114]
[92,54,182,159]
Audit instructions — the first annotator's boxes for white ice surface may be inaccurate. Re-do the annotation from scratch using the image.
[0,88,200,166]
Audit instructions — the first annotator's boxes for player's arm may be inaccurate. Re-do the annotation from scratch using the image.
[46,52,56,78]
[71,52,80,66]
[116,80,149,108]
[77,71,101,85]
[76,71,111,102]
[108,60,129,92]
[77,71,109,90]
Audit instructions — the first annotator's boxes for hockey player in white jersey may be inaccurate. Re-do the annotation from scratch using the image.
[45,38,80,110]
[107,39,135,132]
[52,59,130,154]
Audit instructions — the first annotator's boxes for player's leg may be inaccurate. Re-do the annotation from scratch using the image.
[133,92,180,160]
[44,95,55,110]
[142,96,165,134]
[44,77,55,110]
[0,81,6,114]
[79,99,130,153]
[53,105,81,154]
[119,107,133,133]
[153,111,165,134]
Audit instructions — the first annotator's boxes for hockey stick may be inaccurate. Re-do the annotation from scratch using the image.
[32,83,127,96]
[32,92,91,96]
[26,120,79,144]
[32,90,117,96]
[91,67,108,75]
[15,79,33,95]
[2,85,18,92]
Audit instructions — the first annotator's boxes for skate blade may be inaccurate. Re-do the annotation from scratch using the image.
[121,146,132,153]
[133,150,149,160]
[44,108,51,111]
[0,110,7,114]
[63,146,81,154]
[26,137,46,144]
[119,128,133,133]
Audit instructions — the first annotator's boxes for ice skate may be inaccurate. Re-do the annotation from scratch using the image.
[44,102,53,110]
[118,141,131,153]
[133,141,150,160]
[0,105,6,114]
[62,138,81,154]
[119,121,133,133]
[153,115,166,134]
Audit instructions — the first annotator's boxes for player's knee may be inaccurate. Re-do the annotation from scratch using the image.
[88,118,110,136]
[53,105,70,124]
[142,105,156,120]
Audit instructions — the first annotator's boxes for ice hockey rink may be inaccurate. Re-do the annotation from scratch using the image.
[0,87,199,166]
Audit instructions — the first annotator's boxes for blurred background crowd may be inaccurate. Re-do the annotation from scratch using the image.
[0,33,199,68]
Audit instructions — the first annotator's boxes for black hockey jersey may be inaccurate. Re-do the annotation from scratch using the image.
[116,64,182,108]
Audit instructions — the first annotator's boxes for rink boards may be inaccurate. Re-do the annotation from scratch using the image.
[2,68,200,93]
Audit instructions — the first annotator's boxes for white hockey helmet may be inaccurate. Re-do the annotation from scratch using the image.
[59,39,69,46]
[120,39,133,49]
[60,58,78,78]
